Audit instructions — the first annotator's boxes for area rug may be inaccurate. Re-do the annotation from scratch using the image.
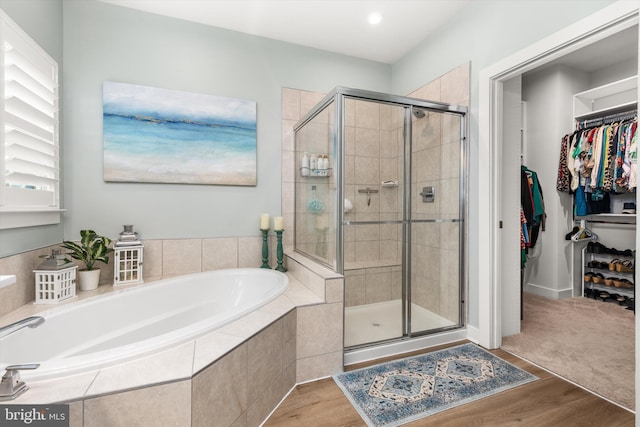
[333,343,537,427]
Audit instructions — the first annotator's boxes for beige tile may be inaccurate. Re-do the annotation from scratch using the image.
[365,271,392,304]
[192,344,247,427]
[202,237,238,271]
[409,78,441,102]
[344,98,355,127]
[84,380,191,427]
[68,401,83,427]
[230,412,247,427]
[217,309,281,339]
[354,240,379,263]
[325,278,344,303]
[238,236,263,269]
[247,320,283,405]
[354,100,380,130]
[282,119,296,153]
[355,127,380,158]
[282,182,295,214]
[162,239,202,277]
[281,149,295,184]
[193,331,245,374]
[296,303,343,359]
[246,368,291,427]
[11,371,99,405]
[260,295,295,317]
[282,310,297,369]
[296,350,343,383]
[345,273,365,307]
[86,342,195,396]
[440,178,460,217]
[283,277,323,307]
[354,156,380,186]
[281,88,301,121]
[141,239,162,280]
[300,91,326,118]
[440,62,470,106]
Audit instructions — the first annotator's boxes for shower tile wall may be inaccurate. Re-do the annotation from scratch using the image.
[281,61,468,316]
[408,62,469,323]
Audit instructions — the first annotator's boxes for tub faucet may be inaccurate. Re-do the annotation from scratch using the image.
[0,316,45,340]
[0,364,40,401]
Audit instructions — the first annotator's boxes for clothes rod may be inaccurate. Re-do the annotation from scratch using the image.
[577,110,637,129]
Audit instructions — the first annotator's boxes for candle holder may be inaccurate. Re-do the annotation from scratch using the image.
[275,230,287,272]
[260,228,270,268]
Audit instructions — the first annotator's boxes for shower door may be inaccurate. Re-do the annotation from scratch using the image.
[407,108,464,336]
[343,96,464,348]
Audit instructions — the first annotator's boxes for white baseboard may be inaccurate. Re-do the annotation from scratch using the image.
[524,282,573,300]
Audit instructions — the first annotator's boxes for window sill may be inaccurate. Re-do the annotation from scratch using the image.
[0,209,66,230]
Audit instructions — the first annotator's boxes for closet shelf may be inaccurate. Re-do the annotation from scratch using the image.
[573,75,638,120]
[576,213,636,224]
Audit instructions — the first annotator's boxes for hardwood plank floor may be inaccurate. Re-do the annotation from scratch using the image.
[265,342,634,426]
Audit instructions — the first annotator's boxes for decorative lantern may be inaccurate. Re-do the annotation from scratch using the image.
[34,249,77,304]
[113,225,144,286]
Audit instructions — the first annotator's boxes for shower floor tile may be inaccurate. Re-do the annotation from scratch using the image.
[344,299,455,348]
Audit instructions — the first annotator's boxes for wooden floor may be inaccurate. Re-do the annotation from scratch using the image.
[265,342,635,426]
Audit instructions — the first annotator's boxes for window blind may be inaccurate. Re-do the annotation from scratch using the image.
[1,11,59,211]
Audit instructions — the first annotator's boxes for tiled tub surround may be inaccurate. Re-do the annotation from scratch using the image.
[0,249,344,426]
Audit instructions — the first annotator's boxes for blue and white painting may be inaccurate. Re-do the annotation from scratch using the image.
[103,81,257,185]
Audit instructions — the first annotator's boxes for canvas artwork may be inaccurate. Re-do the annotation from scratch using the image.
[103,81,257,185]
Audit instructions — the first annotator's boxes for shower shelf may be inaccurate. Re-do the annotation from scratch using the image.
[300,167,332,177]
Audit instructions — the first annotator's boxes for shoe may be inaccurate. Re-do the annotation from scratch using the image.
[604,277,616,286]
[614,278,634,289]
[592,273,605,284]
[584,272,595,282]
[616,260,634,272]
[609,259,621,270]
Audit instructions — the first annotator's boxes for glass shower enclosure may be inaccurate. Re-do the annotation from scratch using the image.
[294,87,467,350]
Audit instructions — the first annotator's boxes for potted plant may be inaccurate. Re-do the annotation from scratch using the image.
[61,229,113,291]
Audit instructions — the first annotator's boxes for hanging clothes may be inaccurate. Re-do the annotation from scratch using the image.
[521,165,546,250]
[556,117,638,213]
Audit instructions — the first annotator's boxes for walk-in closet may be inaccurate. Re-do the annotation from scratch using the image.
[501,23,638,410]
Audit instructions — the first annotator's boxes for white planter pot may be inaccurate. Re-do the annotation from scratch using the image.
[78,269,101,291]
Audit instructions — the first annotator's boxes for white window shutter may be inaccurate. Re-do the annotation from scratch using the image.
[0,10,61,228]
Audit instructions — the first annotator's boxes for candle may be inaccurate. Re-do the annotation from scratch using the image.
[274,216,284,231]
[260,213,270,230]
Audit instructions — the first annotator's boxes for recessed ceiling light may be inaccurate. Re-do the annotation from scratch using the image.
[368,12,382,25]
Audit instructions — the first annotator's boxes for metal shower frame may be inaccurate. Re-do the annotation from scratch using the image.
[293,86,468,346]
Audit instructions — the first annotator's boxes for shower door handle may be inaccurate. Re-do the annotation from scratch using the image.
[419,186,435,203]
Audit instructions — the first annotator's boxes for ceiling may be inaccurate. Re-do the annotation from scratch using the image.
[536,25,638,74]
[99,0,470,64]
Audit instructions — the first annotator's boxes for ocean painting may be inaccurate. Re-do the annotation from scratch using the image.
[103,81,257,185]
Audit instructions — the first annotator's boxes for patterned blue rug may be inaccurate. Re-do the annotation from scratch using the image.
[334,343,537,427]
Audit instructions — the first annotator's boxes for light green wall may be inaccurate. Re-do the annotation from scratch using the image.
[0,0,64,257]
[390,0,618,327]
[61,0,390,243]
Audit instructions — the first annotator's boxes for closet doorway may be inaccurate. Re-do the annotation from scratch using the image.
[477,0,639,350]
[478,0,638,410]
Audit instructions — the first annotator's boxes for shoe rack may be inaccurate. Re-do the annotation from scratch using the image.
[582,242,635,312]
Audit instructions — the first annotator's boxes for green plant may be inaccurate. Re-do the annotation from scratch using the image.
[61,230,113,271]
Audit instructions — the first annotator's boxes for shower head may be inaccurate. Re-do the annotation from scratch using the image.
[413,108,426,119]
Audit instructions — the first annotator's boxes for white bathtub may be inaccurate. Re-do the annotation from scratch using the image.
[0,268,288,381]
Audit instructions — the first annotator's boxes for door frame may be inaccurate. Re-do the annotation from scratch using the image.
[477,1,639,350]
